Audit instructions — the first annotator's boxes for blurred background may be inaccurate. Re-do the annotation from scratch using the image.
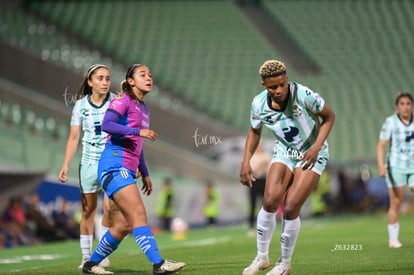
[1,0,413,247]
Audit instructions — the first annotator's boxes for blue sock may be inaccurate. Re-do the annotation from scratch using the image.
[133,225,163,265]
[90,231,120,264]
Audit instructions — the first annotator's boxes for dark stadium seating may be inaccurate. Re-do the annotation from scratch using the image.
[2,0,414,165]
[26,0,285,131]
[262,0,414,162]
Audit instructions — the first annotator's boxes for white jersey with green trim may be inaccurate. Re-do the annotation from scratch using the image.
[70,93,113,165]
[379,113,414,170]
[250,82,326,152]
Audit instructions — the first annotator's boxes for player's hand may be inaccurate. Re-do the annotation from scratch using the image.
[141,176,153,196]
[378,166,386,178]
[58,167,68,183]
[136,168,142,179]
[240,162,255,188]
[300,147,319,170]
[139,129,157,142]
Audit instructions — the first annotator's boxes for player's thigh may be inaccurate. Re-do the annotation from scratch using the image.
[81,191,99,213]
[263,162,293,211]
[285,169,320,213]
[388,185,405,204]
[113,184,148,226]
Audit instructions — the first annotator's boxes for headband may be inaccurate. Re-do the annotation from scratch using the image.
[87,64,107,79]
[126,64,142,79]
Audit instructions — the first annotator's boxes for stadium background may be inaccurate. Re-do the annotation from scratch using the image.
[1,0,413,226]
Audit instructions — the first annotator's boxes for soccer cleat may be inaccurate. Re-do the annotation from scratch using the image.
[100,257,110,268]
[153,260,186,274]
[78,256,90,269]
[389,240,402,248]
[82,261,113,274]
[266,259,291,275]
[242,256,270,275]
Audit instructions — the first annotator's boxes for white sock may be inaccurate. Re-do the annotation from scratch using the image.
[280,217,301,264]
[80,235,93,258]
[256,207,276,259]
[388,223,399,241]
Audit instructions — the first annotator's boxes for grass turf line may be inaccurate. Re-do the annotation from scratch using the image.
[0,213,413,274]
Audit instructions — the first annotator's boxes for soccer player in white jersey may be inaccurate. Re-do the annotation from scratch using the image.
[240,60,335,275]
[59,64,113,269]
[377,92,414,249]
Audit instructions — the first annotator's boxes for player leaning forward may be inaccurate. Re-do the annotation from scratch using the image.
[240,60,335,275]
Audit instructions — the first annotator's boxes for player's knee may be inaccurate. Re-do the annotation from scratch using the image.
[262,198,280,212]
[82,206,97,218]
[283,203,300,219]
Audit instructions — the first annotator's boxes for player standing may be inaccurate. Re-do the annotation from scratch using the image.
[59,64,113,269]
[377,92,414,248]
[240,60,335,275]
[82,64,185,275]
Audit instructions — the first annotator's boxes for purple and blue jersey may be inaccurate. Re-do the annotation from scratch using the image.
[99,92,150,173]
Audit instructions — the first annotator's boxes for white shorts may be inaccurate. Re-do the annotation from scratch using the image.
[271,142,329,175]
[79,163,101,193]
[386,166,414,188]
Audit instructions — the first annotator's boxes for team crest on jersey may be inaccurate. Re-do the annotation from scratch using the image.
[292,104,302,117]
[111,100,122,109]
[81,109,90,117]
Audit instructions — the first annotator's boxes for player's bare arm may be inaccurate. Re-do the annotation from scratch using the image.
[301,104,335,169]
[240,127,262,187]
[376,139,387,177]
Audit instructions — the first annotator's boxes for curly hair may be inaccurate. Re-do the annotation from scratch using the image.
[259,60,286,80]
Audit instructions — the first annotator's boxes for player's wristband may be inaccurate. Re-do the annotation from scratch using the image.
[133,127,141,136]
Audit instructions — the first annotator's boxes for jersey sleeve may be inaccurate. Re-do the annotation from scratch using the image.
[299,85,325,114]
[379,117,392,140]
[250,97,262,129]
[108,93,129,116]
[70,100,82,126]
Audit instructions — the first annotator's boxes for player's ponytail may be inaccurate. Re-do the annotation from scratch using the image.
[122,64,143,101]
[120,80,130,93]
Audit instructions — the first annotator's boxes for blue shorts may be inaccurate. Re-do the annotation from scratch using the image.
[386,167,414,188]
[98,166,137,200]
[271,142,329,175]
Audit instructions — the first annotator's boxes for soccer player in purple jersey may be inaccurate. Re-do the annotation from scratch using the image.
[82,64,185,275]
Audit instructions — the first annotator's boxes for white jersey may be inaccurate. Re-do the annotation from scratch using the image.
[379,113,414,171]
[71,93,113,165]
[250,82,327,153]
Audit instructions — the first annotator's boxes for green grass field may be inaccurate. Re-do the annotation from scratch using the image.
[1,213,414,274]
